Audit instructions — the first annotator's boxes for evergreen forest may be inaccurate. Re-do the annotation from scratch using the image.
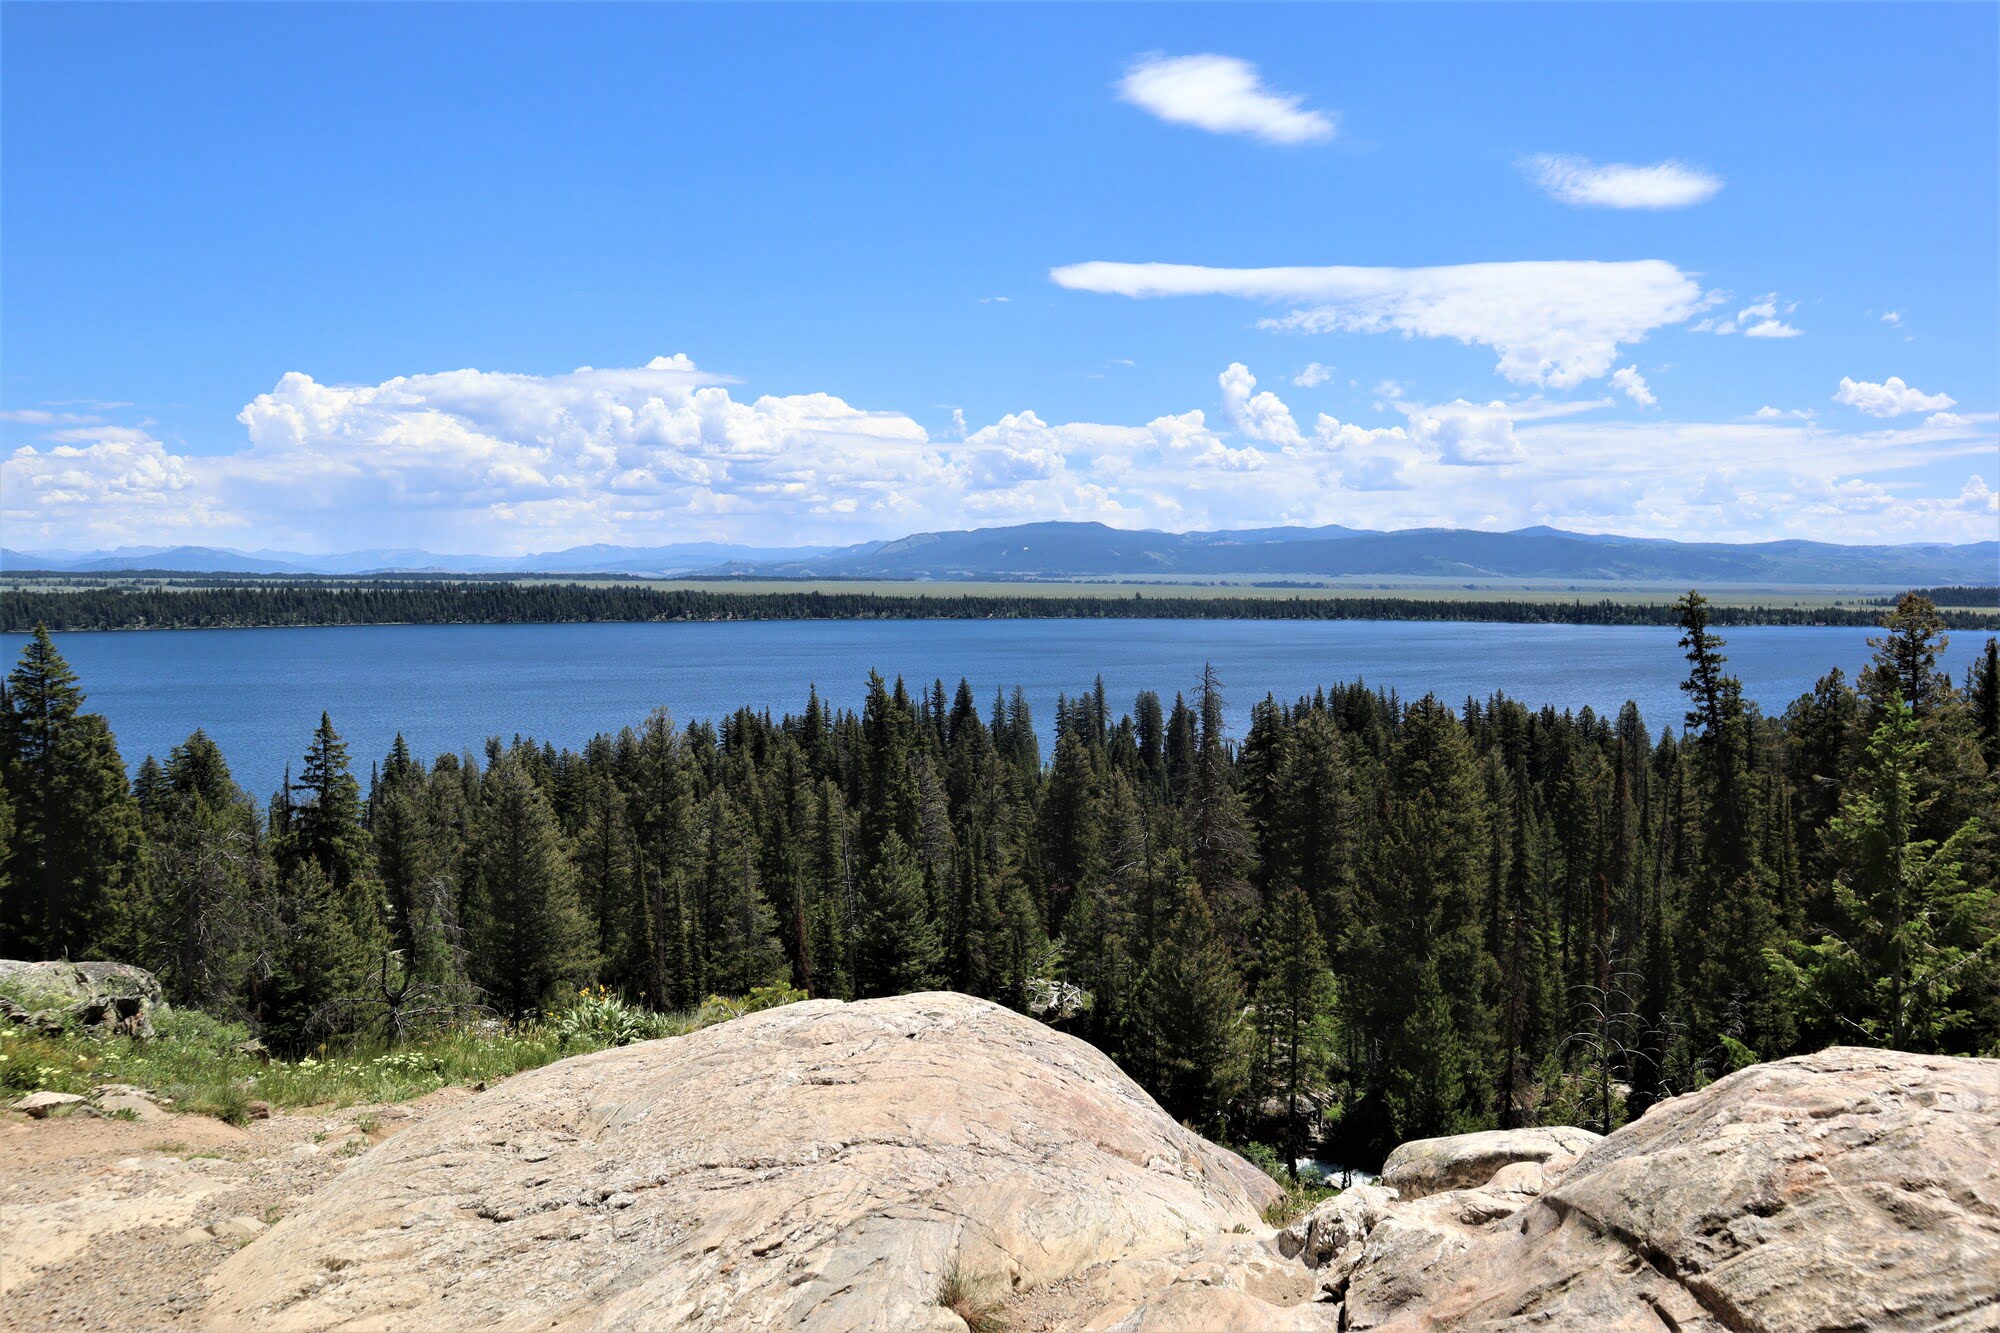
[3,591,1997,1166]
[9,580,2000,634]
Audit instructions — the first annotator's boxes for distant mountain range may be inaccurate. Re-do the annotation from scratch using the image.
[0,541,835,577]
[6,522,1995,585]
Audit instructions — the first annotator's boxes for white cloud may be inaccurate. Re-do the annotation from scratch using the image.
[1834,375,1957,417]
[1404,402,1523,465]
[1524,154,1723,209]
[1219,362,1307,447]
[6,358,1994,550]
[1881,311,1902,327]
[1,408,102,426]
[1292,362,1333,388]
[1752,406,1814,420]
[1051,258,1704,389]
[1116,54,1333,145]
[1692,292,1802,338]
[1742,319,1801,339]
[1610,365,1656,406]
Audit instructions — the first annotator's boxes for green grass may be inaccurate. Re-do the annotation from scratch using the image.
[1260,1177,1344,1227]
[2,986,805,1124]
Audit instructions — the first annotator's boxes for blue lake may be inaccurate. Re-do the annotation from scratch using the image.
[2,620,1985,800]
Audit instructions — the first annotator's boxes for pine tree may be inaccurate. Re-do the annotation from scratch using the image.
[0,627,142,957]
[1674,592,1787,1059]
[853,832,943,996]
[631,709,694,1006]
[1767,696,1995,1052]
[1188,665,1254,922]
[1256,885,1338,1176]
[370,743,469,1013]
[1136,882,1251,1134]
[469,756,596,1018]
[572,771,641,989]
[1860,593,1952,718]
[1493,773,1558,1126]
[1275,709,1356,950]
[258,856,373,1052]
[1350,695,1495,1139]
[696,790,786,996]
[289,713,372,893]
[1971,638,2000,770]
[140,731,264,1010]
[805,780,855,999]
[1387,959,1485,1140]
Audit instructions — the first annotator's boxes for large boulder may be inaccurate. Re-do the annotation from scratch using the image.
[207,992,1280,1330]
[1318,1048,2000,1331]
[0,960,166,1038]
[1378,1124,1600,1200]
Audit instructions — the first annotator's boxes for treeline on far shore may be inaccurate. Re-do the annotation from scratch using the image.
[7,581,1999,633]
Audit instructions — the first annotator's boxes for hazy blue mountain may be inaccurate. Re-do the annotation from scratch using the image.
[6,523,1992,585]
[2,542,840,576]
[693,521,1999,585]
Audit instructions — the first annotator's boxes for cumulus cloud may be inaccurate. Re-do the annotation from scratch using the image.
[1881,311,1902,327]
[1834,376,1957,418]
[1116,54,1333,144]
[1524,154,1723,209]
[1218,363,1307,448]
[1292,362,1333,388]
[5,358,1994,550]
[1052,258,1704,389]
[1411,404,1523,466]
[1610,366,1656,406]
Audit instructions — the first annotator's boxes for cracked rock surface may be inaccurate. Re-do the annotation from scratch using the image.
[201,1021,1999,1332]
[205,992,1280,1330]
[1247,1047,2000,1333]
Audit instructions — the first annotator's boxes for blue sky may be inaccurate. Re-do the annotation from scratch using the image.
[4,2,1995,553]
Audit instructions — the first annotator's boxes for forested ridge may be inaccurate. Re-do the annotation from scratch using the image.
[9,581,2000,633]
[2,592,1997,1167]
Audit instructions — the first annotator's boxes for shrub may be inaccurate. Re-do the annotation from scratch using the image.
[936,1260,1007,1333]
[550,987,678,1049]
[6,988,771,1123]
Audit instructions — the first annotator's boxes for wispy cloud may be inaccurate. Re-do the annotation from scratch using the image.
[1524,154,1723,209]
[1292,362,1333,388]
[0,408,102,425]
[1051,258,1705,389]
[1117,54,1334,145]
[1692,293,1803,338]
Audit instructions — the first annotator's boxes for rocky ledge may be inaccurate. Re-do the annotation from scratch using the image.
[205,996,2000,1331]
[207,991,1279,1330]
[1258,1045,2000,1332]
